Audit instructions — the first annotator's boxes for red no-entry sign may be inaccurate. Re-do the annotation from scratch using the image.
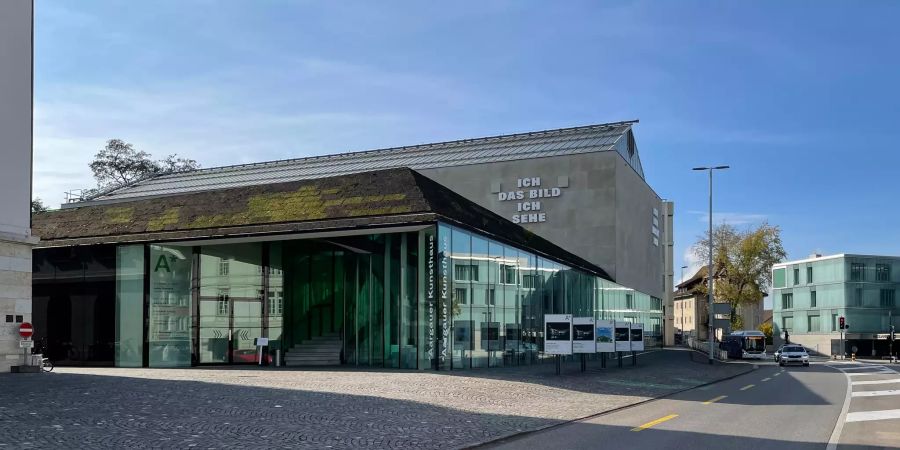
[18,322,33,339]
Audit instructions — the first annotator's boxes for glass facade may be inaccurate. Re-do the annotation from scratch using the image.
[148,245,192,367]
[437,223,663,370]
[115,245,144,367]
[32,221,663,369]
[773,255,900,356]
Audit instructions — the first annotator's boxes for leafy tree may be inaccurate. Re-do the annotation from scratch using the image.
[758,321,773,345]
[89,139,199,190]
[31,198,49,213]
[692,222,786,330]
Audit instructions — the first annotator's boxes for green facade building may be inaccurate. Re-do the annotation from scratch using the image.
[772,254,899,357]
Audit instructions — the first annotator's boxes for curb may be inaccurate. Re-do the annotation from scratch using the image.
[467,361,756,449]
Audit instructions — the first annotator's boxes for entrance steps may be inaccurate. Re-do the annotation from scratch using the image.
[284,333,341,366]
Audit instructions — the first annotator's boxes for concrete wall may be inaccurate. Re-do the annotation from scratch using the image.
[0,0,36,372]
[419,151,665,299]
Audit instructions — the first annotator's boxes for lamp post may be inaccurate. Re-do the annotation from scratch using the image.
[693,165,729,365]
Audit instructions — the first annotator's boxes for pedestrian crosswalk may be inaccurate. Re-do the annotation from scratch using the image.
[827,361,900,448]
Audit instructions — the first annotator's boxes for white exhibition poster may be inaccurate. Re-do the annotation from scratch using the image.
[595,319,615,353]
[572,317,596,353]
[614,321,631,352]
[544,314,572,355]
[630,322,645,352]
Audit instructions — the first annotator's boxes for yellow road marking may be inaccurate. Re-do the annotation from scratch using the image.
[631,414,679,431]
[703,395,727,405]
[762,377,772,382]
[739,384,755,391]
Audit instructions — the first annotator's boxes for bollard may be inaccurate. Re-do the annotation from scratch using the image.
[276,349,282,367]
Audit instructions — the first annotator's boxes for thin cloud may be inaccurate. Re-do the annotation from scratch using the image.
[687,210,769,226]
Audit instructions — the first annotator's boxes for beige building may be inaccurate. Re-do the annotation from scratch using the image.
[0,1,38,372]
[674,266,766,342]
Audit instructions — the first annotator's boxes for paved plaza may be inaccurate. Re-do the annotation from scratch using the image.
[0,349,751,449]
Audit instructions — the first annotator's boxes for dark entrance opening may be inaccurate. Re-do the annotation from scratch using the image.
[32,245,116,366]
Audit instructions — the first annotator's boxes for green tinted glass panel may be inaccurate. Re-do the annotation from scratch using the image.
[774,268,786,288]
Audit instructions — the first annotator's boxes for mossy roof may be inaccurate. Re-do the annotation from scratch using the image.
[33,167,611,280]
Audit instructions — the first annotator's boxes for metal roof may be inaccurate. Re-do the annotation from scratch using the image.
[76,120,643,207]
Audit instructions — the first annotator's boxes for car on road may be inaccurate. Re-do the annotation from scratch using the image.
[778,345,809,366]
[773,344,786,362]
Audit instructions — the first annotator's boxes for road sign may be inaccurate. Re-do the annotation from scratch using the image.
[18,322,33,339]
[19,340,34,349]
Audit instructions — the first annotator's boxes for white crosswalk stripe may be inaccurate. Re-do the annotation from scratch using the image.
[852,378,900,386]
[846,409,900,423]
[851,389,900,398]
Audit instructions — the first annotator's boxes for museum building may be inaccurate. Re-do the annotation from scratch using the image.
[31,122,672,369]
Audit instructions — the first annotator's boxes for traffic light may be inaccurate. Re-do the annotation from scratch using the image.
[839,316,845,330]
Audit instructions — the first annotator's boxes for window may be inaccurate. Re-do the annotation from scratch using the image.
[522,275,539,289]
[651,297,663,311]
[218,259,229,276]
[807,267,813,284]
[852,288,863,307]
[810,290,817,308]
[216,289,229,316]
[268,289,283,316]
[782,293,793,309]
[808,315,820,332]
[486,288,496,306]
[851,263,866,281]
[793,267,800,285]
[499,264,517,285]
[876,264,891,282]
[783,316,793,332]
[832,314,839,331]
[773,268,786,288]
[626,293,634,310]
[454,288,468,305]
[880,289,895,308]
[454,264,479,281]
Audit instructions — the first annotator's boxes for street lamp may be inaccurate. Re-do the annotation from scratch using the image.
[693,165,730,365]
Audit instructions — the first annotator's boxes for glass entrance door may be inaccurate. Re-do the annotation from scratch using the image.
[198,243,265,364]
[199,294,263,364]
[232,300,263,363]
[199,292,231,363]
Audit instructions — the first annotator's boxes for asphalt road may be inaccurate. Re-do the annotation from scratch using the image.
[486,361,852,450]
[831,360,900,449]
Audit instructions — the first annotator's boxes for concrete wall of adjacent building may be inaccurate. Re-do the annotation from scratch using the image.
[419,150,665,299]
[0,0,36,372]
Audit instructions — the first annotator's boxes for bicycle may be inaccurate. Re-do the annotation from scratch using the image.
[33,338,54,373]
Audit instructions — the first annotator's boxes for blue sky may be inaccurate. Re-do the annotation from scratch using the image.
[33,1,900,280]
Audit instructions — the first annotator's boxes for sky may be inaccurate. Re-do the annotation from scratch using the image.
[32,1,900,285]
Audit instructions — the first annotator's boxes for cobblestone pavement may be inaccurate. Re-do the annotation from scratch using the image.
[0,349,751,449]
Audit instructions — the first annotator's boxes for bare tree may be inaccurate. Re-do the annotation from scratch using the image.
[31,198,49,213]
[89,139,199,190]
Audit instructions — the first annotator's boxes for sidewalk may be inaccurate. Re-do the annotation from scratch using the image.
[0,348,753,449]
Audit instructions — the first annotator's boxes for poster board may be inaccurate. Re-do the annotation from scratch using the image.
[480,321,501,351]
[614,321,631,352]
[595,320,615,353]
[505,324,521,351]
[453,320,473,351]
[572,317,596,353]
[630,322,645,352]
[544,314,572,355]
